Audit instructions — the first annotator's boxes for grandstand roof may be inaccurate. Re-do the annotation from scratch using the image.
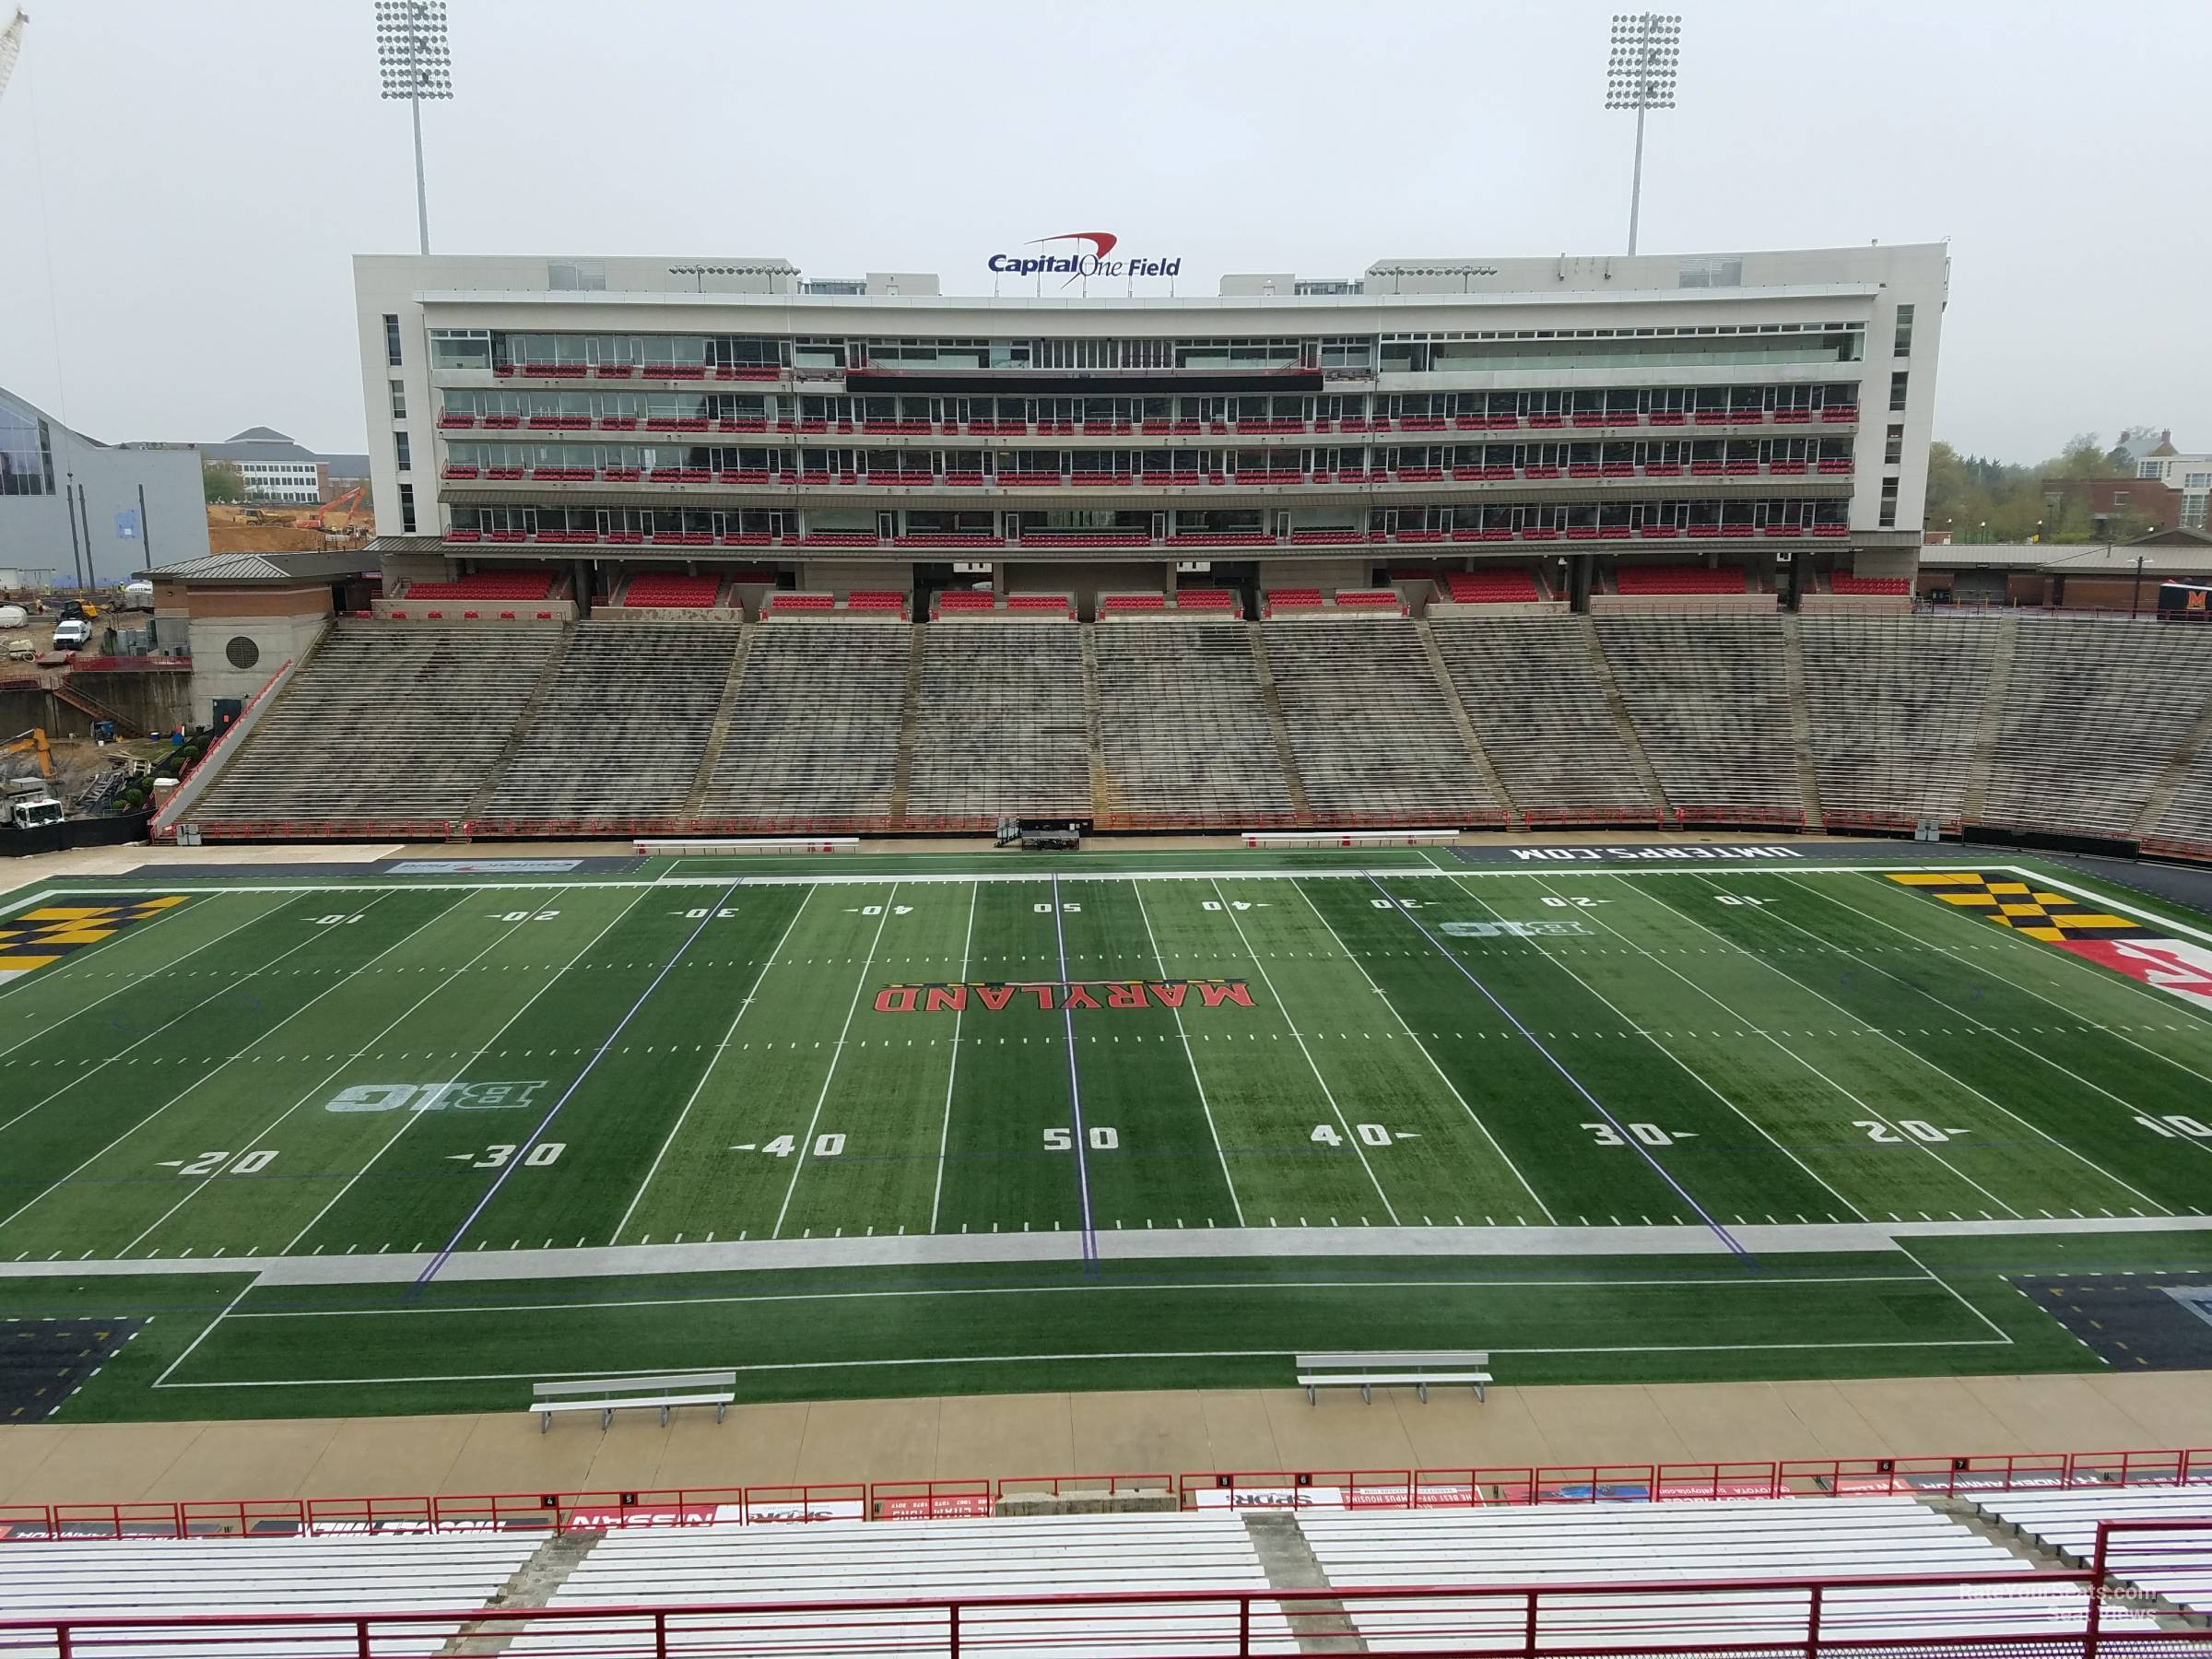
[1919,539,2212,577]
[148,549,372,582]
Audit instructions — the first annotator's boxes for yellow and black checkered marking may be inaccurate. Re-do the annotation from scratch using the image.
[1886,872,2151,944]
[0,896,189,979]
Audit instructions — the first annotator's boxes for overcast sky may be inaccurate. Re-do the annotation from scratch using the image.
[2,0,2206,461]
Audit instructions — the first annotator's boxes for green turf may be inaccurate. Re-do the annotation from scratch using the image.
[3,850,2209,1421]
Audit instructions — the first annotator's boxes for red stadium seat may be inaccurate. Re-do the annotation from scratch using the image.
[1441,570,1543,604]
[622,573,723,608]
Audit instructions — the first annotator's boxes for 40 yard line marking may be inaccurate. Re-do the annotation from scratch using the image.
[770,881,901,1241]
[1130,879,1243,1228]
[615,885,821,1244]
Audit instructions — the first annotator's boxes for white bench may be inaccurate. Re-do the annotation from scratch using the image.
[1296,1350,1490,1404]
[534,1371,737,1430]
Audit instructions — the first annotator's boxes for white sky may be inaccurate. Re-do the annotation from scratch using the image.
[1,0,2206,460]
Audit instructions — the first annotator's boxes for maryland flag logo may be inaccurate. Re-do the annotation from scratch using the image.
[1888,872,2212,1012]
[0,897,189,985]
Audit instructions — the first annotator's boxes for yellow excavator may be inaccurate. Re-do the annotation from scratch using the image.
[1,728,52,779]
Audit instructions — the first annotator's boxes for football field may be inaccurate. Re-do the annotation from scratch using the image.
[4,849,2211,1421]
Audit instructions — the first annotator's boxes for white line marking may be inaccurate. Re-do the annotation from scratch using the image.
[1130,879,1243,1228]
[926,881,978,1235]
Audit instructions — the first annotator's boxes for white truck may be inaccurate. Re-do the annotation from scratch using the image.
[5,778,61,830]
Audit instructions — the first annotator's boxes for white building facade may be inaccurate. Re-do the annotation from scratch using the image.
[352,244,1947,606]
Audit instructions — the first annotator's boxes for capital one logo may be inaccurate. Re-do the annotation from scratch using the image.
[987,230,1181,285]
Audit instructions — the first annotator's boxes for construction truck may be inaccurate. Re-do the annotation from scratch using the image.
[5,778,61,831]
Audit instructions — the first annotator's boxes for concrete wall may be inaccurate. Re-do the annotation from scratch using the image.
[184,605,331,724]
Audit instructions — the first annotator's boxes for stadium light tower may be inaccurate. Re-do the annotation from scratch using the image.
[1606,12,1681,256]
[374,0,453,255]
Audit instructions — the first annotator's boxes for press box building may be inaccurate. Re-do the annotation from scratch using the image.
[350,244,1945,613]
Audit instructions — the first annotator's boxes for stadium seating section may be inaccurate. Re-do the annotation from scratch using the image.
[405,569,559,601]
[178,610,2212,844]
[1440,569,1545,604]
[1615,564,1747,595]
[621,571,724,608]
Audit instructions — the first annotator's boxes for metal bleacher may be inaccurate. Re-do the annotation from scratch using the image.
[1971,1485,2212,1618]
[1093,623,1296,820]
[695,624,909,825]
[1799,611,1998,828]
[1595,614,1806,822]
[906,624,1091,821]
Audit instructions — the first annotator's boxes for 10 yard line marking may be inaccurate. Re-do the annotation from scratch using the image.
[1130,879,1244,1228]
[287,886,658,1256]
[926,881,980,1235]
[614,886,820,1245]
[410,880,745,1291]
[770,881,900,1241]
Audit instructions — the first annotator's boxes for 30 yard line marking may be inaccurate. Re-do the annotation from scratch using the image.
[0,892,428,1233]
[615,886,820,1245]
[1207,878,1398,1224]
[1292,877,1554,1224]
[1130,879,1244,1227]
[411,881,745,1289]
[285,886,657,1256]
[1364,870,1749,1259]
[770,881,900,1241]
[926,881,979,1235]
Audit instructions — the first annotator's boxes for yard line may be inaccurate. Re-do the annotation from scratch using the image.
[1493,868,1976,1220]
[1291,878,1554,1224]
[1830,869,2212,1081]
[150,1277,258,1390]
[1206,878,1398,1224]
[1888,1238,2016,1346]
[121,894,517,1253]
[1685,873,2191,1198]
[410,881,745,1289]
[769,882,900,1241]
[1361,870,1748,1259]
[1129,880,1243,1227]
[614,886,821,1245]
[925,881,980,1235]
[315,886,653,1255]
[0,892,353,1140]
[0,892,436,1231]
[1049,872,1098,1267]
[0,892,227,1025]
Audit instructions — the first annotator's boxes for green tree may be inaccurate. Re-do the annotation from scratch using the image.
[202,461,245,503]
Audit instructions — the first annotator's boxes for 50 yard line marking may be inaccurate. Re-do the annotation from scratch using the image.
[614,885,820,1245]
[770,881,900,1241]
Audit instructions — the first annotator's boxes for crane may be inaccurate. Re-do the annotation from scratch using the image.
[0,10,26,106]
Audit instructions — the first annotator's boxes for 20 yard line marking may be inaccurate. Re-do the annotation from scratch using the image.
[926,881,979,1235]
[1130,880,1244,1228]
[410,880,745,1291]
[770,881,900,1241]
[286,887,658,1256]
[615,886,820,1245]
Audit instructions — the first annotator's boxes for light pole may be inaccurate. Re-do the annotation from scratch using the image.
[374,0,453,255]
[1606,13,1681,256]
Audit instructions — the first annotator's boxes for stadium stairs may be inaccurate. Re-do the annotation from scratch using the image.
[171,612,2212,854]
[3,1490,2195,1657]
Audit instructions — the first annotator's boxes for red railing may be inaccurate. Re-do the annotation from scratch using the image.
[2,1553,2206,1659]
[4,1450,2203,1543]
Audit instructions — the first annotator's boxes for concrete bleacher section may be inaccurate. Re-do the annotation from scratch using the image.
[1971,1485,2212,1618]
[477,621,739,823]
[1094,624,1297,820]
[1263,619,1500,820]
[0,1532,538,1653]
[907,626,1091,820]
[1800,614,1999,829]
[1299,1498,2140,1652]
[535,1512,1293,1656]
[696,626,909,824]
[185,620,564,828]
[1432,616,1664,818]
[1982,618,2212,840]
[1597,615,1807,823]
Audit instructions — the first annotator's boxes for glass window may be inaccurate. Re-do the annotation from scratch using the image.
[389,379,406,419]
[0,394,53,496]
[1888,371,1909,412]
[2138,460,2164,479]
[399,482,417,534]
[384,314,403,368]
[1884,424,1903,466]
[1892,303,1914,356]
[1879,476,1900,528]
[394,431,411,473]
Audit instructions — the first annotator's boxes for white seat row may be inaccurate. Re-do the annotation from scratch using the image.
[1971,1484,2212,1617]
